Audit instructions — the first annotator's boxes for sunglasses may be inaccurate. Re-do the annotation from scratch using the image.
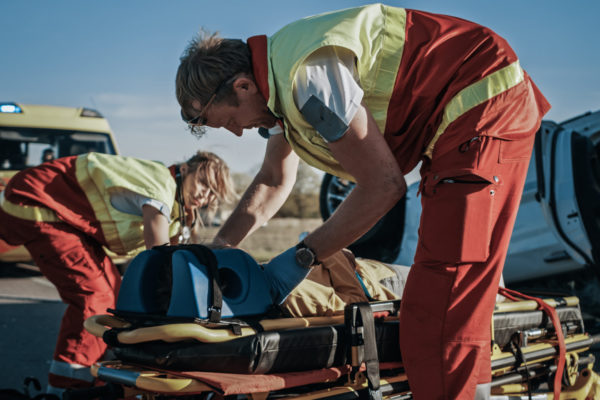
[181,75,237,137]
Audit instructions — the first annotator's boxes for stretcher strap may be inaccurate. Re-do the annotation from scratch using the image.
[154,244,222,322]
[345,303,382,400]
[498,287,566,399]
[102,327,127,347]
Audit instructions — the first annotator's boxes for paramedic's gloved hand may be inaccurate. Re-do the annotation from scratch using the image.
[263,245,313,304]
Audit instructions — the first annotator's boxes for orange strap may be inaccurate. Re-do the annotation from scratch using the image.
[498,287,565,399]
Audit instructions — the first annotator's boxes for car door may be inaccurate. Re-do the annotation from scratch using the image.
[506,118,600,282]
[319,113,600,282]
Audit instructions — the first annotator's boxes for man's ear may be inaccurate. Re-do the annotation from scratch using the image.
[190,100,202,112]
[233,76,258,95]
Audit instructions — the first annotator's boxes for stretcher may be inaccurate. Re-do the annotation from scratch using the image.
[70,246,600,399]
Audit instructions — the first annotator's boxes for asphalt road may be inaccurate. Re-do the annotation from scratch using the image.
[0,262,64,395]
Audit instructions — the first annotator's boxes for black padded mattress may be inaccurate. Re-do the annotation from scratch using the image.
[111,305,583,375]
[114,321,400,374]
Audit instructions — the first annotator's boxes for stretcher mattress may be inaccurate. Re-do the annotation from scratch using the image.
[113,321,400,374]
[110,302,584,375]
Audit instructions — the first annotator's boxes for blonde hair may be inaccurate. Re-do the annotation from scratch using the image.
[183,151,236,211]
[176,31,251,122]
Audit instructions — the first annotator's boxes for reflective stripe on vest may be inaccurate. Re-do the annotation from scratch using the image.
[0,191,59,222]
[268,4,406,181]
[423,61,525,158]
[75,159,122,252]
[75,153,178,254]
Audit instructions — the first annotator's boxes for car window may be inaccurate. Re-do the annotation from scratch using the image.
[0,128,116,170]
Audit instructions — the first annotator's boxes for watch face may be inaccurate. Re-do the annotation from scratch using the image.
[296,247,315,268]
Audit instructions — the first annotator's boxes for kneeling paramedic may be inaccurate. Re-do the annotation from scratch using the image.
[0,151,235,396]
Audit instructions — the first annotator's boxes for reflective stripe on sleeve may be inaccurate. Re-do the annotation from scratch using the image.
[424,61,525,158]
[0,191,59,222]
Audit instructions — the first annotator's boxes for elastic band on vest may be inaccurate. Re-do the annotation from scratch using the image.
[424,60,525,158]
[0,191,59,222]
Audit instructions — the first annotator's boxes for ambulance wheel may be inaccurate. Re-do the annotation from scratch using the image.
[319,173,405,263]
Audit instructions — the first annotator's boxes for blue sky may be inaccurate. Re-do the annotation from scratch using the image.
[2,1,599,173]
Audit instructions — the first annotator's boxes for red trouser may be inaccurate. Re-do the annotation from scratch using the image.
[0,207,121,389]
[399,131,536,399]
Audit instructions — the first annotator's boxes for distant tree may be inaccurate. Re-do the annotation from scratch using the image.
[231,172,253,194]
[295,161,322,195]
[276,161,321,218]
[223,162,322,219]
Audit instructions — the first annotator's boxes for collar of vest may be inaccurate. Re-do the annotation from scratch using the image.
[168,164,177,180]
[248,35,270,103]
[248,35,285,131]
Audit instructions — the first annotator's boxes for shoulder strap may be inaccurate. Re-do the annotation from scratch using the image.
[345,302,382,400]
[154,244,222,322]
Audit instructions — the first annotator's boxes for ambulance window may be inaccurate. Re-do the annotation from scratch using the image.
[0,128,116,170]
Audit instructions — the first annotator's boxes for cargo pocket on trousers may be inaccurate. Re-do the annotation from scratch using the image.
[498,135,535,163]
[420,173,496,264]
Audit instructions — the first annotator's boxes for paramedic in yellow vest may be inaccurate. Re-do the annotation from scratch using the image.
[0,151,235,396]
[176,5,550,399]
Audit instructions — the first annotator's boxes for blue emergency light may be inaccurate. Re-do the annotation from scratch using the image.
[0,103,22,113]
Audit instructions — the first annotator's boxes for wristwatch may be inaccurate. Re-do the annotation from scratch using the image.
[295,241,318,269]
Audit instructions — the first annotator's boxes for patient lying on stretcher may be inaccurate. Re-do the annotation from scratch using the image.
[116,246,407,320]
[281,249,406,317]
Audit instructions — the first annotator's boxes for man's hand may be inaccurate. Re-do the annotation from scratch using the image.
[263,246,313,304]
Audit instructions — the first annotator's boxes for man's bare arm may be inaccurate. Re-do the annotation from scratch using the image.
[214,134,300,247]
[303,102,406,260]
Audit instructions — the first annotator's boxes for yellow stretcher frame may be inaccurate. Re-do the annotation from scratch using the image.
[90,362,213,397]
[91,361,410,399]
[85,296,600,399]
[85,313,399,344]
[494,296,579,313]
[85,296,576,345]
[91,357,600,400]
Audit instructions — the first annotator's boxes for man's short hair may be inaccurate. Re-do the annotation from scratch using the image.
[176,31,252,118]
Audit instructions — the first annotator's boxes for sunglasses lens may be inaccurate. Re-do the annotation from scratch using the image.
[187,124,207,137]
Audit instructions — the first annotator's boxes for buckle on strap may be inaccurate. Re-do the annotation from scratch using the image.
[208,305,222,321]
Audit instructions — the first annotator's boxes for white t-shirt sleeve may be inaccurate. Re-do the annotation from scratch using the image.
[293,46,364,142]
[110,188,172,223]
[268,124,284,136]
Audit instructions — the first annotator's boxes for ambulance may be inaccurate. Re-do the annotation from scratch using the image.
[0,102,120,262]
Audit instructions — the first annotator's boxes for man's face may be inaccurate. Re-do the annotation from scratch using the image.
[190,77,277,136]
